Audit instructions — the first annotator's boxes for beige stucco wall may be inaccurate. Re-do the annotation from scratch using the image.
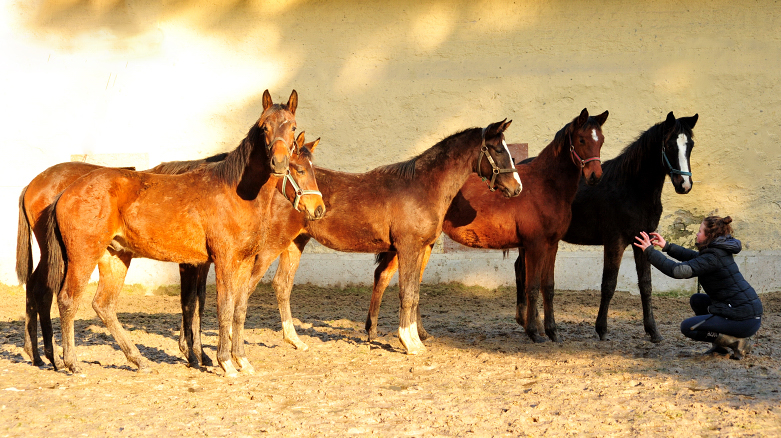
[1,0,779,287]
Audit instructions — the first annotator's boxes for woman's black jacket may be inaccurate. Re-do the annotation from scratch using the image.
[644,236,763,321]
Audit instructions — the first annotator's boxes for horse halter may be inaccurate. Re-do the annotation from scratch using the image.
[280,169,323,212]
[662,139,692,177]
[569,134,601,169]
[477,127,518,192]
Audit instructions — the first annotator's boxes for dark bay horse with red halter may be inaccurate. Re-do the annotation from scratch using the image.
[16,90,301,370]
[367,109,608,343]
[557,112,698,342]
[252,120,522,354]
[41,93,324,377]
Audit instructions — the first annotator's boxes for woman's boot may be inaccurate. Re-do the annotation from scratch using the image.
[713,334,753,360]
[702,343,730,356]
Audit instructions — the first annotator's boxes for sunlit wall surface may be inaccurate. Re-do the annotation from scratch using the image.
[1,0,779,286]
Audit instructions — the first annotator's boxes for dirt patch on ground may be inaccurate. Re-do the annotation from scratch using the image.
[1,282,779,437]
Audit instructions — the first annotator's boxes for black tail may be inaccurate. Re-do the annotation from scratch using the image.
[15,186,32,285]
[45,194,66,296]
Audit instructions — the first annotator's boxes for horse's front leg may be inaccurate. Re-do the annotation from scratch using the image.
[213,259,247,378]
[513,248,528,328]
[396,246,426,354]
[229,256,269,375]
[595,242,625,341]
[92,250,151,372]
[632,244,662,343]
[272,236,310,350]
[540,246,561,342]
[414,244,434,340]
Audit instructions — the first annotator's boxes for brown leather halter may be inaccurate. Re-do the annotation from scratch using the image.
[569,134,601,168]
[477,127,518,192]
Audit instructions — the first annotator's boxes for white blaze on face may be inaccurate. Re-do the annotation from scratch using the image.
[591,129,599,143]
[502,140,523,186]
[676,133,692,190]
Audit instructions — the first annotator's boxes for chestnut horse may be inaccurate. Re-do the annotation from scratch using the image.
[43,93,324,377]
[368,109,608,343]
[17,91,300,370]
[558,112,698,342]
[255,120,523,355]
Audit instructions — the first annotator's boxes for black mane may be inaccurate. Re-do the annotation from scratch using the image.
[600,119,691,184]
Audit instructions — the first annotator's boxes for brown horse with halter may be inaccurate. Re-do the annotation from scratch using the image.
[37,91,323,376]
[366,109,608,344]
[248,120,523,355]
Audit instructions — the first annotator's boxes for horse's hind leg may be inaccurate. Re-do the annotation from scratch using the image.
[595,243,625,341]
[272,238,310,351]
[540,246,561,342]
[23,268,43,366]
[179,263,213,368]
[521,246,546,343]
[92,251,150,372]
[414,244,433,340]
[513,248,528,328]
[367,252,398,341]
[633,245,662,343]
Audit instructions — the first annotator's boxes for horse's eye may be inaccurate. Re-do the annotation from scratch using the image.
[292,126,297,132]
[297,168,305,176]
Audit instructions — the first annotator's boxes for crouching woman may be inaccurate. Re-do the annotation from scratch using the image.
[634,215,762,359]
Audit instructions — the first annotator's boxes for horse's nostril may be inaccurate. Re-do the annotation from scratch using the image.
[315,205,325,218]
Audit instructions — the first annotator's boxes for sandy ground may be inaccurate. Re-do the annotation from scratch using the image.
[0,282,779,437]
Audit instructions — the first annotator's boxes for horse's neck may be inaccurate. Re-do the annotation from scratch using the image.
[619,128,668,198]
[235,149,276,202]
[420,132,481,210]
[535,140,582,198]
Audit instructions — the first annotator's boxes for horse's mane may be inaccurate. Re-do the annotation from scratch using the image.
[376,128,477,180]
[212,105,289,186]
[147,152,229,175]
[601,118,691,183]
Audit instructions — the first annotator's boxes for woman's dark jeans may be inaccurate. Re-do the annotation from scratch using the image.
[680,294,761,342]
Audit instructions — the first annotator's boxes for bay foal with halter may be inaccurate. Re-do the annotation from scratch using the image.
[261,120,522,354]
[560,112,698,342]
[17,91,301,370]
[43,94,324,376]
[368,109,607,343]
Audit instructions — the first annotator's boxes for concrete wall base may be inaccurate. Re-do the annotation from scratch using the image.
[72,249,781,295]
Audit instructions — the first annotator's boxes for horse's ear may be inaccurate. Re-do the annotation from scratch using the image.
[262,90,273,111]
[501,119,512,133]
[306,138,321,153]
[664,111,676,126]
[296,131,306,151]
[485,119,508,138]
[680,114,698,129]
[287,90,298,115]
[594,110,609,126]
[573,108,589,130]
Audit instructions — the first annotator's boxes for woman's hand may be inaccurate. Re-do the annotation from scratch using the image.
[649,232,667,249]
[633,231,653,251]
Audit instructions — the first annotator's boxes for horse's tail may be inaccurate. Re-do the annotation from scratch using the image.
[46,194,67,296]
[502,249,511,260]
[15,186,33,285]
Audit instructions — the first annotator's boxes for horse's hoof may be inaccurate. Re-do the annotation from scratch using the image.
[237,358,255,374]
[32,358,45,367]
[649,333,664,343]
[528,334,548,343]
[221,360,239,378]
[200,353,214,368]
[418,330,432,341]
